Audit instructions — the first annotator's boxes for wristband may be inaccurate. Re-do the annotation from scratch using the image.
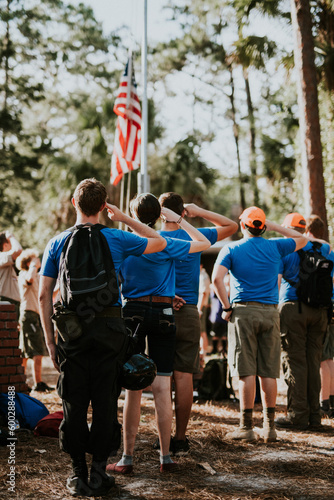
[176,216,183,225]
[223,306,233,312]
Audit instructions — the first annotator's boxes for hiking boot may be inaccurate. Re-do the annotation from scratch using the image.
[171,437,190,456]
[160,462,179,473]
[33,381,54,392]
[66,476,92,497]
[89,460,116,497]
[261,427,277,443]
[225,428,257,442]
[275,417,308,431]
[88,476,115,497]
[106,462,134,475]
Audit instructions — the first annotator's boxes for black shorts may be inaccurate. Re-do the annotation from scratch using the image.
[123,301,176,376]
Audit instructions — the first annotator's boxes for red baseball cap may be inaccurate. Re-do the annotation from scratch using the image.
[282,212,306,229]
[239,206,266,229]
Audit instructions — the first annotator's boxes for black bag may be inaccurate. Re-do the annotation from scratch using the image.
[59,224,119,322]
[197,358,234,401]
[295,242,333,309]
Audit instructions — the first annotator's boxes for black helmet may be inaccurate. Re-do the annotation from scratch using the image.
[120,353,157,391]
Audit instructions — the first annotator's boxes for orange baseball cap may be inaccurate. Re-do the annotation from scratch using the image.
[282,212,306,229]
[239,206,266,229]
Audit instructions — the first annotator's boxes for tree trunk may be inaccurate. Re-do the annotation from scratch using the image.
[291,0,328,239]
[228,67,246,210]
[243,68,259,206]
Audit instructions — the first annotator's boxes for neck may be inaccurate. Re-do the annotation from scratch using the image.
[161,221,179,231]
[75,213,100,225]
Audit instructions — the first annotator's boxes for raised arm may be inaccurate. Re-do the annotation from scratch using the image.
[161,207,210,253]
[184,204,238,241]
[25,257,41,284]
[106,203,166,254]
[39,275,59,372]
[6,232,22,260]
[265,220,308,251]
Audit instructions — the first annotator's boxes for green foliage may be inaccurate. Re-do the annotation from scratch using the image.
[150,135,218,206]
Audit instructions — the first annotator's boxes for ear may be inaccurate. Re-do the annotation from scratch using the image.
[182,208,186,217]
[71,197,76,208]
[99,202,106,213]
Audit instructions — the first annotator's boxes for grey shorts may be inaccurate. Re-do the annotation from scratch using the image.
[173,304,201,374]
[228,302,280,378]
[19,310,48,358]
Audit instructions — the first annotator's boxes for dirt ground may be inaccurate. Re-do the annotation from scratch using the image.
[1,357,334,500]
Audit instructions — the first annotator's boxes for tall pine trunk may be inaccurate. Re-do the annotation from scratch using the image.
[291,0,328,239]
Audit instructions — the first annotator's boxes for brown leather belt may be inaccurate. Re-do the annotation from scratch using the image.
[126,295,173,304]
[235,301,277,308]
[94,307,123,318]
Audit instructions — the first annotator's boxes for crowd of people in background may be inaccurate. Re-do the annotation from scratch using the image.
[0,178,333,498]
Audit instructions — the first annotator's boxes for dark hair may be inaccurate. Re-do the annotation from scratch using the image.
[244,224,266,237]
[158,192,184,216]
[305,214,325,239]
[0,233,8,252]
[130,193,161,227]
[73,178,107,217]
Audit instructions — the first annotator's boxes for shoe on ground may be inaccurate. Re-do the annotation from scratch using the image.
[225,428,257,442]
[32,381,54,392]
[66,476,92,497]
[88,476,115,497]
[171,437,190,456]
[160,462,179,473]
[261,427,277,443]
[308,422,323,431]
[275,416,308,431]
[106,462,134,475]
[327,409,334,419]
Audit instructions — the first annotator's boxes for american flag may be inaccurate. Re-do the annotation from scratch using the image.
[110,57,141,185]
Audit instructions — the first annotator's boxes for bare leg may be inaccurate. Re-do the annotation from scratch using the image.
[22,358,28,374]
[259,377,277,408]
[123,389,142,456]
[173,370,193,441]
[32,355,43,385]
[151,376,172,456]
[239,375,256,409]
[320,360,330,401]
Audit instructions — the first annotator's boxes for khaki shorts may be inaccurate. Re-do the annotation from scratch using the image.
[19,310,48,359]
[173,304,201,374]
[228,302,280,378]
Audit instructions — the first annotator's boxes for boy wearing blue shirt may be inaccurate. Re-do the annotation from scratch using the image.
[276,213,333,430]
[159,192,238,454]
[39,179,166,497]
[212,207,307,443]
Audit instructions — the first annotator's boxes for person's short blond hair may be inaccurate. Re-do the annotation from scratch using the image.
[16,249,39,271]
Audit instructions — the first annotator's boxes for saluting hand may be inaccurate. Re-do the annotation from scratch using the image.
[106,203,124,222]
[184,203,200,218]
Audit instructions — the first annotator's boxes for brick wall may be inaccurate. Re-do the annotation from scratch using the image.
[0,302,29,393]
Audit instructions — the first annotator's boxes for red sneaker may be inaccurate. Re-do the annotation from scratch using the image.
[159,462,179,473]
[106,463,134,475]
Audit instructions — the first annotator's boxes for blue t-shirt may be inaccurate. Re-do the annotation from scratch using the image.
[217,237,296,304]
[120,236,191,299]
[279,241,333,303]
[159,228,218,304]
[40,227,148,306]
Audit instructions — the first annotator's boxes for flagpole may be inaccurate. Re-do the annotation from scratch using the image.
[140,0,148,194]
